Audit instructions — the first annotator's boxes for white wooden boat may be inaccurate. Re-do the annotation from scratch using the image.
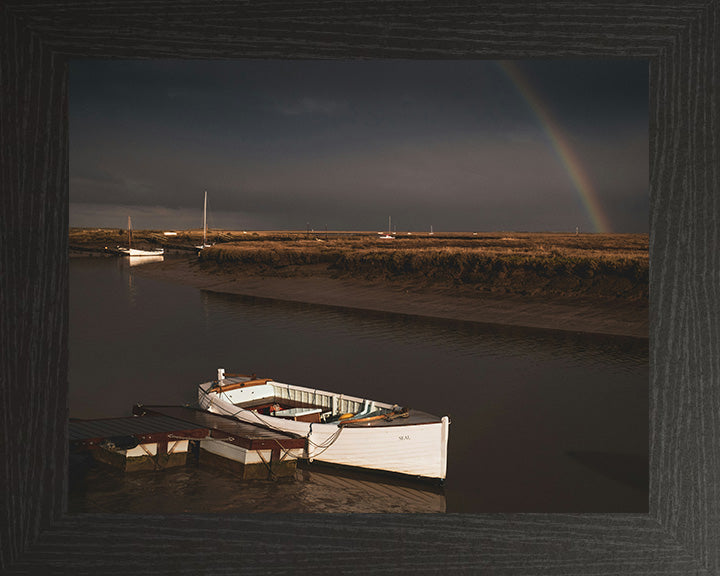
[198,369,450,482]
[118,216,164,256]
[118,247,165,257]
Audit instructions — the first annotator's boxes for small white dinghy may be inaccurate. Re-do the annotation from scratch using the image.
[118,247,165,257]
[117,216,164,257]
[198,369,450,482]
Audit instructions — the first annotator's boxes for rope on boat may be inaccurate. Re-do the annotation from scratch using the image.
[256,449,277,481]
[200,381,347,461]
[275,441,292,463]
[305,422,345,459]
[199,383,289,435]
[269,439,297,464]
[201,381,305,434]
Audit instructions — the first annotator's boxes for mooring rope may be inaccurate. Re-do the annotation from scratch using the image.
[272,439,297,463]
[139,442,160,470]
[199,381,347,460]
[199,383,290,434]
[256,449,277,481]
[305,423,345,458]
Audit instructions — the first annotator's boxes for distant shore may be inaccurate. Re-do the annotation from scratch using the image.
[133,257,648,339]
[71,228,649,338]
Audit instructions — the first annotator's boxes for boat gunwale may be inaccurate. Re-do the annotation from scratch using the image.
[199,381,446,429]
[202,378,395,410]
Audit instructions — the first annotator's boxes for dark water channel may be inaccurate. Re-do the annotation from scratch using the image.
[69,256,648,513]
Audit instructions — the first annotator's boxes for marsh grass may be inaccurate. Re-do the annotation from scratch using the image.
[198,233,648,301]
[69,228,648,301]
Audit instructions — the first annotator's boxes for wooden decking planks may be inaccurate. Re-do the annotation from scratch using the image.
[133,405,307,450]
[69,415,209,446]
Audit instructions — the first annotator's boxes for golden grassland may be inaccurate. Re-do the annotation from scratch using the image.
[70,228,649,302]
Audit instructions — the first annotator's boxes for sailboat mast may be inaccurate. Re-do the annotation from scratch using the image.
[202,190,207,246]
[127,216,132,249]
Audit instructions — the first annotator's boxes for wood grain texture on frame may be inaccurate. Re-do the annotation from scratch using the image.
[1,1,718,574]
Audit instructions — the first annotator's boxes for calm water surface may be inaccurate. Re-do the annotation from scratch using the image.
[69,256,648,513]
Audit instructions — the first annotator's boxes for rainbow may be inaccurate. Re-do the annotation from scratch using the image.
[497,61,612,234]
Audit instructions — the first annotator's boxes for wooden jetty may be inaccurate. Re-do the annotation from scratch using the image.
[70,406,306,478]
[70,414,208,472]
[133,405,307,479]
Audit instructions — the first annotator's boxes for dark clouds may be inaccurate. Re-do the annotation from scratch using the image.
[70,60,648,232]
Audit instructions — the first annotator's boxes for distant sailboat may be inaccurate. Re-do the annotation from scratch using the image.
[379,215,394,239]
[196,190,213,250]
[118,216,164,257]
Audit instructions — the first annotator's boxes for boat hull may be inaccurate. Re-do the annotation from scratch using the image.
[198,380,449,481]
[118,247,165,256]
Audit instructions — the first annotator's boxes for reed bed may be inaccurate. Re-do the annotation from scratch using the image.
[69,228,648,300]
[198,234,648,301]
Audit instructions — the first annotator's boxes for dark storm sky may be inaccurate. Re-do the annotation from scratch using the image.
[70,59,648,233]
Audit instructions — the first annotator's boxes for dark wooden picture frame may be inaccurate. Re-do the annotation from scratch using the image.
[1,1,718,573]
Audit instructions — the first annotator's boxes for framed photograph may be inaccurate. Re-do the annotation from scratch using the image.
[2,1,718,573]
[67,59,648,516]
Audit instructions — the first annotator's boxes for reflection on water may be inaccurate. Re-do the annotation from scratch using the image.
[127,254,165,266]
[70,257,648,513]
[69,456,446,514]
[200,290,648,375]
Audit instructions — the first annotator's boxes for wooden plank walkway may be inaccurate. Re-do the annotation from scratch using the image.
[133,405,307,451]
[69,414,209,447]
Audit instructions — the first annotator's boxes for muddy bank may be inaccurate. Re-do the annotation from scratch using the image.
[133,257,648,339]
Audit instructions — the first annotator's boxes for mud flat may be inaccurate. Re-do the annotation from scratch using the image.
[134,257,648,339]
